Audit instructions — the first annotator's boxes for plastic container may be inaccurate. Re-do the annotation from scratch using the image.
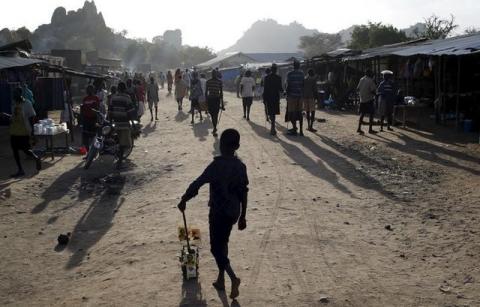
[33,124,42,135]
[463,120,473,133]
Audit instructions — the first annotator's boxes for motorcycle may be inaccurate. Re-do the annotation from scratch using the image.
[84,110,141,169]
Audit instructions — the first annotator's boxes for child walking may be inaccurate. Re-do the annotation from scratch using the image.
[178,129,249,300]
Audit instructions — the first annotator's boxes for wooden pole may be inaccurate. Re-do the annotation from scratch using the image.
[455,57,461,129]
[442,56,447,125]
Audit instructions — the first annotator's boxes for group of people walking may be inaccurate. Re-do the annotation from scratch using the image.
[168,60,324,138]
[237,60,320,136]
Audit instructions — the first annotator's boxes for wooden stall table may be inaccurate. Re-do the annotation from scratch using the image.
[34,129,70,160]
[393,104,429,129]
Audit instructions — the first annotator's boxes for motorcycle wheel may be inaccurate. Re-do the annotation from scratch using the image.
[84,146,98,169]
[122,139,134,159]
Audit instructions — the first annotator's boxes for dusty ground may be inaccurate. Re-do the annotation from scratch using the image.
[1,89,479,307]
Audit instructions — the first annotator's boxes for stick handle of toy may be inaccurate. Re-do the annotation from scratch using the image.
[182,211,191,251]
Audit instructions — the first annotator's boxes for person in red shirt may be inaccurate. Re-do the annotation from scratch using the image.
[81,85,100,151]
[134,79,146,120]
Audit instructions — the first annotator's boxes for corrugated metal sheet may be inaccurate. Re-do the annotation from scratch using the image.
[344,34,480,61]
[197,52,256,68]
[245,53,304,63]
[0,56,44,70]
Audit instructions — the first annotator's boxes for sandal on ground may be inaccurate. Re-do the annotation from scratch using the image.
[230,278,241,299]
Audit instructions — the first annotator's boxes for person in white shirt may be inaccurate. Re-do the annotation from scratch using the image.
[356,69,377,134]
[240,70,255,121]
[183,69,191,96]
[199,73,208,114]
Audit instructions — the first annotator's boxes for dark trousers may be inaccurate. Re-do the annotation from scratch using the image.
[242,97,253,118]
[11,135,37,171]
[209,211,235,271]
[82,120,96,149]
[208,96,221,130]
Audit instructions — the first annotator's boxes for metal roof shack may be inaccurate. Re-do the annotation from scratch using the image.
[344,34,480,61]
[0,56,44,70]
[196,52,256,69]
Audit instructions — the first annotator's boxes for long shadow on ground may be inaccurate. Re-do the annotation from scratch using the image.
[65,173,126,269]
[370,131,480,176]
[192,117,211,142]
[143,120,157,137]
[246,121,357,198]
[31,162,85,214]
[179,279,207,307]
[175,111,189,123]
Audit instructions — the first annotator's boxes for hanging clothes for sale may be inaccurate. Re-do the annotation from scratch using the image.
[413,58,423,79]
[34,77,65,115]
[0,82,20,125]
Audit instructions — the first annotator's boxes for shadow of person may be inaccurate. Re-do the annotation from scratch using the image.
[179,279,207,307]
[0,154,59,182]
[65,174,126,269]
[143,120,157,137]
[192,118,211,142]
[384,131,480,175]
[175,111,189,123]
[212,137,220,156]
[31,162,84,214]
[216,289,242,307]
[247,120,355,197]
[290,131,396,200]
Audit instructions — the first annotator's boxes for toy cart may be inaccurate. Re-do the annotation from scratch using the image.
[179,211,199,280]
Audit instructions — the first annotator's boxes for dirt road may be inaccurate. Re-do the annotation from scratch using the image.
[1,89,479,306]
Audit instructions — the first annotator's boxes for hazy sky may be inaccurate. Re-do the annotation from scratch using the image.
[1,0,478,51]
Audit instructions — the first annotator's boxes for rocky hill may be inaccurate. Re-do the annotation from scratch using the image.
[220,19,318,54]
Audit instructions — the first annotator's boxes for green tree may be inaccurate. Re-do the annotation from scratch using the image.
[299,33,343,57]
[14,27,32,41]
[180,46,215,67]
[423,15,458,39]
[349,22,408,49]
[465,27,479,35]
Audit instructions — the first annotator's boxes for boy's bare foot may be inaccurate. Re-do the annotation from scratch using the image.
[230,278,241,299]
[212,280,225,291]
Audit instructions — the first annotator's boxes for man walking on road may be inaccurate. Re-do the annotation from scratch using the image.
[286,60,305,136]
[206,70,224,137]
[303,69,318,132]
[178,128,248,300]
[146,76,160,121]
[356,69,377,134]
[167,71,173,95]
[263,64,283,136]
[240,70,255,121]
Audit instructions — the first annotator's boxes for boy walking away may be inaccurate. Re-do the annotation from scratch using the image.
[167,71,173,95]
[146,76,160,121]
[356,69,377,134]
[189,71,204,124]
[235,73,243,98]
[377,71,396,132]
[159,71,165,89]
[303,69,318,132]
[1,88,41,177]
[178,129,248,300]
[263,64,283,136]
[81,85,100,151]
[261,68,271,122]
[206,70,224,137]
[175,75,188,111]
[240,70,255,121]
[286,60,305,136]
